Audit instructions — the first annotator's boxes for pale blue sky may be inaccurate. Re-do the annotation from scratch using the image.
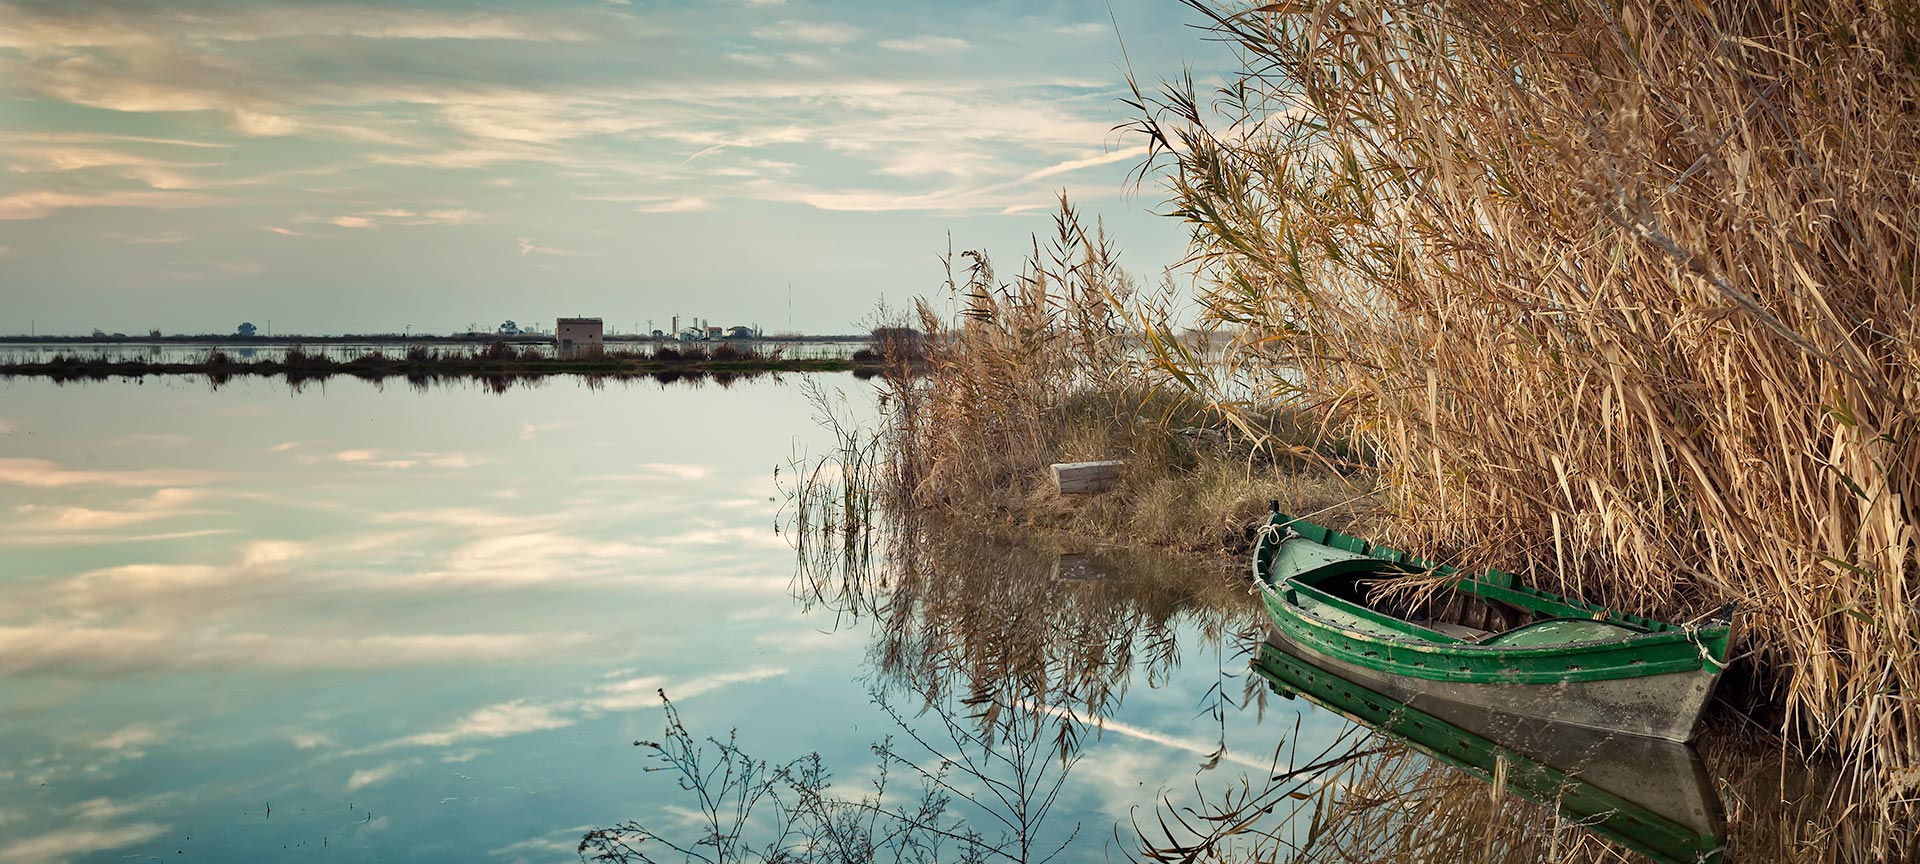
[0,0,1215,335]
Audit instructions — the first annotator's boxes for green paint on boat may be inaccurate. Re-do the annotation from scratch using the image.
[1252,508,1735,740]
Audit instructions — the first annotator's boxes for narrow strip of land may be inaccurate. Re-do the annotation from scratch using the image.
[0,353,878,380]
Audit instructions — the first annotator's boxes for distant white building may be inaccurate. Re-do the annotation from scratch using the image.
[556,317,604,357]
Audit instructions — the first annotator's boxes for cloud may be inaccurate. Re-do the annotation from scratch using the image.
[0,528,239,548]
[586,667,786,712]
[9,505,176,532]
[0,822,168,864]
[0,190,227,221]
[0,6,597,49]
[263,226,321,238]
[391,530,664,589]
[291,732,336,750]
[346,759,420,791]
[515,237,578,257]
[7,144,222,190]
[634,197,710,214]
[420,208,483,225]
[725,51,778,68]
[368,667,786,755]
[877,36,971,54]
[1012,146,1151,185]
[333,448,482,469]
[628,463,712,481]
[1023,701,1274,772]
[751,20,860,44]
[0,458,217,488]
[392,700,572,748]
[319,208,484,230]
[518,420,579,440]
[92,724,166,754]
[1055,22,1108,35]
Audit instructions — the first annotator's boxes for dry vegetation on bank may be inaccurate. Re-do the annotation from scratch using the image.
[861,0,1914,855]
[1109,0,1915,855]
[870,199,1366,561]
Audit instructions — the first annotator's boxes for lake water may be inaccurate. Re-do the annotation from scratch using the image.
[0,376,1339,863]
[12,373,1874,863]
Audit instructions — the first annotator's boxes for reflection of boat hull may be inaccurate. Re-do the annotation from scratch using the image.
[1258,635,1726,864]
[1253,511,1733,742]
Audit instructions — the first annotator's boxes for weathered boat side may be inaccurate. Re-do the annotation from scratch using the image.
[1252,510,1734,741]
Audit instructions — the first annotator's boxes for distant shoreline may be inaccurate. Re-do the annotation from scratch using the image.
[0,333,872,345]
[0,344,895,382]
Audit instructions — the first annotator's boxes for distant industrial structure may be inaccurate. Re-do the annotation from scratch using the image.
[555,317,603,357]
[661,315,758,342]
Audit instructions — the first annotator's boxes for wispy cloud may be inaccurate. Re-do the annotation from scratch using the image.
[0,458,217,488]
[391,700,572,748]
[346,759,420,791]
[635,197,710,213]
[0,190,227,221]
[0,821,168,864]
[515,237,578,257]
[750,20,860,44]
[332,448,483,469]
[877,35,970,54]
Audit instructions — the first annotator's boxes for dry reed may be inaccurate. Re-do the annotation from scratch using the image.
[878,196,1353,555]
[1126,0,1918,851]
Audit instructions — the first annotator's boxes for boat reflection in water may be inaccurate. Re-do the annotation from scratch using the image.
[1256,634,1727,864]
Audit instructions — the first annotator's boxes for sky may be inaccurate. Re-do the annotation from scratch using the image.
[0,0,1220,336]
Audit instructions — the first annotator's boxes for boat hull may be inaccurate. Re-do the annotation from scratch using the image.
[1267,626,1721,742]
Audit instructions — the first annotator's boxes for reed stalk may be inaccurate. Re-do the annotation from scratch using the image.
[1126,0,1918,851]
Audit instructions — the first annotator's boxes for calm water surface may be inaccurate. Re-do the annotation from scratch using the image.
[0,376,1332,863]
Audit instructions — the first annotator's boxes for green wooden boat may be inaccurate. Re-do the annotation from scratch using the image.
[1256,637,1726,864]
[1253,507,1734,741]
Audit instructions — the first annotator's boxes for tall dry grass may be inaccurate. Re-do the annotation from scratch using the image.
[879,196,1355,554]
[1127,0,1917,850]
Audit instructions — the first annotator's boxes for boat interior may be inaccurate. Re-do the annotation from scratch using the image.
[1304,569,1650,644]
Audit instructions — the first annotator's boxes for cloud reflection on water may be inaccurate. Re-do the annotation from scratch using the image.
[0,376,1307,864]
